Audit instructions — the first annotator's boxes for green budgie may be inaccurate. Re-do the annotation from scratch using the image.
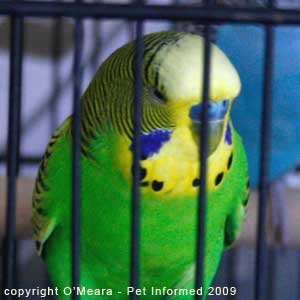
[32,31,249,299]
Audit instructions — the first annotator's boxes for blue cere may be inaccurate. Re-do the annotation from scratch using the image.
[189,100,229,123]
[130,129,172,159]
[225,123,232,145]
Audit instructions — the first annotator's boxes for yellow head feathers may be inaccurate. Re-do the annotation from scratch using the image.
[151,32,241,104]
[83,31,241,138]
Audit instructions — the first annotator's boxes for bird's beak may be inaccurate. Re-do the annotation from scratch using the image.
[189,100,229,154]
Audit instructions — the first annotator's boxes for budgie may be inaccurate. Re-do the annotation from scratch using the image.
[32,31,249,299]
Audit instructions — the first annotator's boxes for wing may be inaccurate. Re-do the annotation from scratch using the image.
[224,133,250,249]
[224,188,249,249]
[32,116,72,256]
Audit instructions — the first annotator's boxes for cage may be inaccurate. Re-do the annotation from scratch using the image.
[1,0,300,300]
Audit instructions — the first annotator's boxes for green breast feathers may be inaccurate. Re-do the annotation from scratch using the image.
[32,30,248,300]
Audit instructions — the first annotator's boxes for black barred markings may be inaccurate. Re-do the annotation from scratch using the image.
[140,168,147,180]
[215,172,224,186]
[134,132,236,192]
[227,152,233,170]
[152,180,164,191]
[193,178,201,187]
[131,165,147,181]
[213,149,234,188]
[243,177,250,206]
[130,163,163,191]
[243,192,250,206]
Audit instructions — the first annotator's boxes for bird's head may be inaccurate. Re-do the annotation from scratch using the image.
[85,31,240,155]
[142,31,241,153]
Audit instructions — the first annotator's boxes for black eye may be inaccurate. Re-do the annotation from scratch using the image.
[151,88,167,104]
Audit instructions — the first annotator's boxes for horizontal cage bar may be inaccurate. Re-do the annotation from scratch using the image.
[1,2,300,24]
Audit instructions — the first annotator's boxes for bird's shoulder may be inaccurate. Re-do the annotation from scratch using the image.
[32,116,73,255]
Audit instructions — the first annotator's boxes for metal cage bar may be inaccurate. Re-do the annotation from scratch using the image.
[1,2,300,24]
[0,155,40,165]
[50,16,63,132]
[130,9,144,300]
[71,3,84,299]
[2,14,23,299]
[195,14,212,300]
[255,0,275,300]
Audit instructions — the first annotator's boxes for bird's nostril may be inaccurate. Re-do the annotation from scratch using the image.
[190,100,229,123]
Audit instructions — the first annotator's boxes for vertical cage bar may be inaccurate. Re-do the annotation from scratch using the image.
[255,1,275,300]
[72,4,83,300]
[49,16,62,132]
[130,8,144,300]
[2,15,23,298]
[195,10,212,300]
[226,248,238,300]
[90,20,102,75]
[266,247,277,300]
[298,251,300,300]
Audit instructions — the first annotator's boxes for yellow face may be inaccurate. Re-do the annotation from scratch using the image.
[149,34,241,127]
[117,32,241,198]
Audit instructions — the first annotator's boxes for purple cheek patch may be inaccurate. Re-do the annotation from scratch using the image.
[225,123,232,145]
[130,129,172,159]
